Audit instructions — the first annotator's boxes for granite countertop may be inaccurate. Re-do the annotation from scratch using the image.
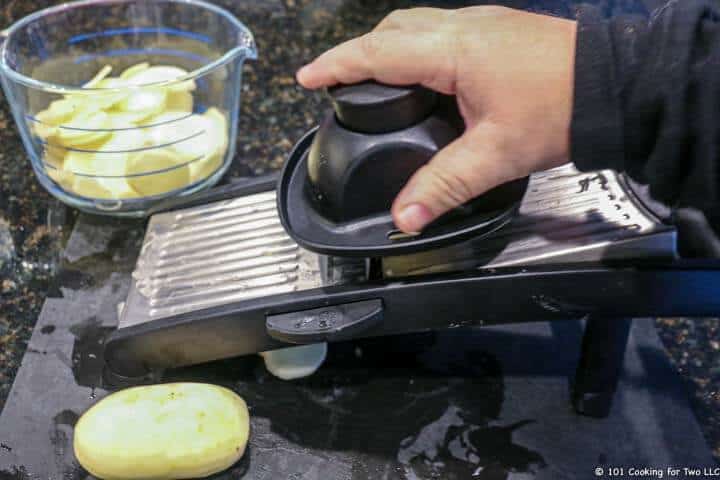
[0,0,718,463]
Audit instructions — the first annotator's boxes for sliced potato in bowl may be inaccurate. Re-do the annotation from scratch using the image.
[188,108,229,183]
[124,65,197,92]
[54,110,113,147]
[116,88,168,123]
[89,129,145,199]
[126,147,191,196]
[119,62,151,80]
[34,63,226,201]
[82,65,113,88]
[165,90,194,113]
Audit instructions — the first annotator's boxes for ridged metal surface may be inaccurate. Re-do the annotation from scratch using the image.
[382,166,676,277]
[120,165,676,327]
[123,191,323,326]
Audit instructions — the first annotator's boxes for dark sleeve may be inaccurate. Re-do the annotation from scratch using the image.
[571,0,720,225]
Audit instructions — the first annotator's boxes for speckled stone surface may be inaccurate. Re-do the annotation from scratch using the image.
[0,0,718,465]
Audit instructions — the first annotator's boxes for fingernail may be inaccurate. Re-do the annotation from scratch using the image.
[296,64,312,84]
[396,204,434,233]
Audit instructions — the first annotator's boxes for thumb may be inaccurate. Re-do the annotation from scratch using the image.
[391,126,515,233]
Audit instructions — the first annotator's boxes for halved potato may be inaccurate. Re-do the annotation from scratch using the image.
[73,383,250,480]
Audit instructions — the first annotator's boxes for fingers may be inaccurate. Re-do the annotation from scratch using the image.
[296,29,452,90]
[391,126,518,233]
[374,8,448,32]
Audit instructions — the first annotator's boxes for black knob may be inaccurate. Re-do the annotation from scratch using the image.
[327,81,437,134]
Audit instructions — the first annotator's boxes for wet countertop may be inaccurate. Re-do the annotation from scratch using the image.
[0,0,718,465]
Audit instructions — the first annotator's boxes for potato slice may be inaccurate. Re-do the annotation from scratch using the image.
[62,149,115,199]
[124,65,196,92]
[188,108,229,183]
[33,97,88,139]
[119,62,150,80]
[73,383,250,480]
[86,77,131,110]
[260,343,328,380]
[54,110,113,147]
[165,90,194,113]
[70,175,114,199]
[89,129,144,199]
[43,144,66,169]
[126,147,190,196]
[116,88,168,123]
[44,146,72,190]
[82,65,113,88]
[146,113,206,156]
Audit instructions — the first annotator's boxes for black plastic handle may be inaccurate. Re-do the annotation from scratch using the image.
[266,299,384,344]
[326,81,437,133]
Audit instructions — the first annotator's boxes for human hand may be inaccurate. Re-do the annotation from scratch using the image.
[297,6,577,233]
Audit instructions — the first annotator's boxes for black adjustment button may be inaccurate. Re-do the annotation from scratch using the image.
[327,81,436,133]
[266,299,384,344]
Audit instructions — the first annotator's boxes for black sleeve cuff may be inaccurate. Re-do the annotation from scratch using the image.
[570,6,626,173]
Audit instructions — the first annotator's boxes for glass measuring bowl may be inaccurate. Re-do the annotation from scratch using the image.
[0,0,257,217]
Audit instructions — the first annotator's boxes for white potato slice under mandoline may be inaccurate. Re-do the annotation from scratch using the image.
[73,383,250,480]
[260,343,328,380]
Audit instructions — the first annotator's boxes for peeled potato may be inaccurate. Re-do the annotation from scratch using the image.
[126,148,190,196]
[74,383,250,480]
[260,343,328,380]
